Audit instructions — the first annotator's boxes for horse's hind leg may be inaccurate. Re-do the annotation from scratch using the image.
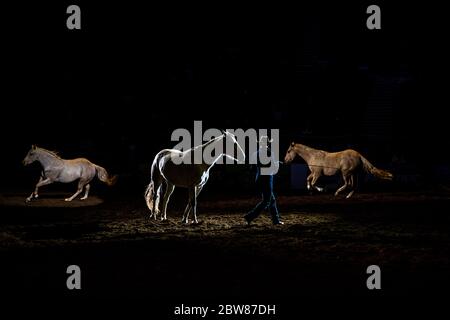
[149,180,163,219]
[346,175,355,199]
[26,177,52,202]
[335,174,350,197]
[154,184,165,218]
[80,184,91,200]
[161,182,175,221]
[65,180,87,202]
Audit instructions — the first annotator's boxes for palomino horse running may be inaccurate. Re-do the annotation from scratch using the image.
[145,131,245,224]
[284,142,393,198]
[23,145,117,202]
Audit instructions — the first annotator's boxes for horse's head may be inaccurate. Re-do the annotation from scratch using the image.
[223,130,246,163]
[23,145,38,166]
[284,142,297,164]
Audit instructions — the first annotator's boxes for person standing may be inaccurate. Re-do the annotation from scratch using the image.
[244,136,284,225]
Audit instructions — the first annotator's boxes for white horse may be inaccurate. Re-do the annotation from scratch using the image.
[23,145,117,202]
[145,131,245,224]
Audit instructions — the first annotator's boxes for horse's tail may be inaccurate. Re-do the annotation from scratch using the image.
[145,153,162,217]
[95,165,117,186]
[360,156,393,181]
[144,181,155,214]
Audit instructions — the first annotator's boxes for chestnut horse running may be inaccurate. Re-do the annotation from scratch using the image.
[284,143,393,198]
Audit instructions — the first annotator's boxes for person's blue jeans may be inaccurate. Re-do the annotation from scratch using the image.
[245,175,280,223]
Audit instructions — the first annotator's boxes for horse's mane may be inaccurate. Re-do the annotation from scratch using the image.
[296,143,327,155]
[37,147,62,159]
[193,134,224,150]
[296,143,317,152]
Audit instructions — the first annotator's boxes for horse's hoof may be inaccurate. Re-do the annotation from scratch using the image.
[64,198,72,202]
[25,198,32,203]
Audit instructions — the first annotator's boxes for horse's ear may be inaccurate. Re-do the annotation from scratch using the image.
[31,144,36,150]
[291,142,295,146]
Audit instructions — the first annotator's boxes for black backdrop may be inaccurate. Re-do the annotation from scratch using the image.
[2,1,448,190]
[2,2,450,315]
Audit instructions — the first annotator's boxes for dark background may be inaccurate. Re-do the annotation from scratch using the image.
[2,1,449,192]
[1,1,450,313]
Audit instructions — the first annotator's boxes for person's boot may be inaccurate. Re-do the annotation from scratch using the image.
[272,215,284,225]
[244,213,253,226]
[270,211,283,225]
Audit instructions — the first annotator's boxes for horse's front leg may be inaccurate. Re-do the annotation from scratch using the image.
[314,186,324,192]
[311,173,324,192]
[26,177,52,202]
[191,186,199,224]
[182,200,192,224]
[191,185,204,224]
[306,173,313,190]
[182,188,196,224]
[26,176,43,202]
